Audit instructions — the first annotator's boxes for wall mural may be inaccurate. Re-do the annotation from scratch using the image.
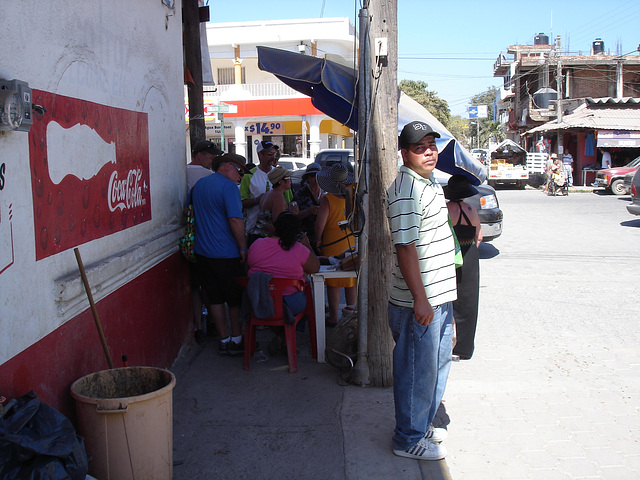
[29,90,151,260]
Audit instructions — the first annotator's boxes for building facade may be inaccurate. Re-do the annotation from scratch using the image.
[493,34,640,184]
[195,17,356,162]
[1,0,191,418]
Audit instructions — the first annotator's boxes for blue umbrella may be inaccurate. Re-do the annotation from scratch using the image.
[257,46,359,130]
[257,46,486,184]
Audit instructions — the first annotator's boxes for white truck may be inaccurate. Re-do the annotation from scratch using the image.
[487,140,528,188]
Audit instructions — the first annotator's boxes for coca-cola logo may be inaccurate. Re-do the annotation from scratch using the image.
[108,169,146,212]
[29,90,151,260]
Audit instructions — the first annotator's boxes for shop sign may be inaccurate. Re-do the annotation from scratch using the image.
[244,122,284,135]
[597,129,640,148]
[206,124,234,134]
[185,100,237,120]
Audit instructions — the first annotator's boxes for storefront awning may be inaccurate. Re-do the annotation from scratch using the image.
[526,97,640,135]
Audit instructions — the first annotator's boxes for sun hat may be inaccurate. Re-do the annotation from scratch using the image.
[268,166,293,185]
[302,162,322,180]
[212,152,250,173]
[316,163,354,195]
[443,174,479,200]
[399,121,441,149]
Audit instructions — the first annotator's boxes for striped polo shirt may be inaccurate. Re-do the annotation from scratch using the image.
[385,166,457,308]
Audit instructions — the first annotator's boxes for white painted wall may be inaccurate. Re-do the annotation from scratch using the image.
[0,0,186,364]
[207,17,355,59]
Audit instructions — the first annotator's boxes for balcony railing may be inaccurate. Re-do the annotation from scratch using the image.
[204,83,305,100]
[493,53,514,77]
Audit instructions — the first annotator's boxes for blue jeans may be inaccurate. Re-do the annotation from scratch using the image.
[283,290,306,316]
[388,301,453,450]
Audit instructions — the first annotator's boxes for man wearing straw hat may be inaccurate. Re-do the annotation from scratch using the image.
[385,121,457,461]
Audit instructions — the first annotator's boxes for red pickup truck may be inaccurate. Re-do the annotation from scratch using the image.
[593,156,640,195]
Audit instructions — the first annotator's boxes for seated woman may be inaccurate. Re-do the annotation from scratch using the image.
[293,162,323,254]
[247,166,294,247]
[248,211,320,316]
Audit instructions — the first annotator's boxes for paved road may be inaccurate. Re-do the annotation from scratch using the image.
[171,188,640,480]
[444,188,640,479]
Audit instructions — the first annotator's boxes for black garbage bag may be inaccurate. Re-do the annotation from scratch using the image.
[0,391,88,480]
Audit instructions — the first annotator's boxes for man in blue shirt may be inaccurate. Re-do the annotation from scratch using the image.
[192,153,249,355]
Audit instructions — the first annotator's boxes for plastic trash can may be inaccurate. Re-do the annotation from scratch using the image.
[70,366,176,480]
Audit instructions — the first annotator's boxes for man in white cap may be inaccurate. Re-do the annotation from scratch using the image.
[385,121,457,461]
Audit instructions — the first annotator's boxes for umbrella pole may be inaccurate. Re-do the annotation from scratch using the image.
[353,6,371,387]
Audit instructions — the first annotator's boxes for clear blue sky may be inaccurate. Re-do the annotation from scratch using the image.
[208,0,640,117]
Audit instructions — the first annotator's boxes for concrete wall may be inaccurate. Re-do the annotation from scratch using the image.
[0,0,191,415]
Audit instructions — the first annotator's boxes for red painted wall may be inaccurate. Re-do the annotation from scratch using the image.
[576,132,597,186]
[0,253,191,421]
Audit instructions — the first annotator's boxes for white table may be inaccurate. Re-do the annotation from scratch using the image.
[309,267,357,363]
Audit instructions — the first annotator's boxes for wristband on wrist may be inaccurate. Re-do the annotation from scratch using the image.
[240,248,247,252]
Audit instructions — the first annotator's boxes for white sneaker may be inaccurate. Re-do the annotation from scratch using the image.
[393,438,446,460]
[424,425,448,444]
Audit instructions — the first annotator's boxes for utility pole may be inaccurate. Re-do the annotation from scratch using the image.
[360,0,397,388]
[183,0,206,148]
[353,7,371,387]
[556,37,563,157]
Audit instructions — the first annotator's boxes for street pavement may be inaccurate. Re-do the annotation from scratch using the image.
[171,187,640,480]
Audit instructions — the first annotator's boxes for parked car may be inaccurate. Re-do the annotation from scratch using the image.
[436,176,503,242]
[627,168,640,216]
[277,156,313,186]
[623,170,635,195]
[471,148,490,164]
[314,149,354,172]
[593,155,640,195]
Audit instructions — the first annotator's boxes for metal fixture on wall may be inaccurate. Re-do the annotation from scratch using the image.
[0,79,32,132]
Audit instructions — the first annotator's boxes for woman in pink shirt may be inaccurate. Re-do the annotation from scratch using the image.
[248,212,320,315]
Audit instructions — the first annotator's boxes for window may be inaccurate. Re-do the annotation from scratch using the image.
[217,67,245,85]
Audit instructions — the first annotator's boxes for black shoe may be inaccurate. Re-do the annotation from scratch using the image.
[218,340,230,356]
[228,337,244,356]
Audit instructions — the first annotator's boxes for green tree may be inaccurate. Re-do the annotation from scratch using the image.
[448,115,469,148]
[469,87,505,148]
[399,80,451,128]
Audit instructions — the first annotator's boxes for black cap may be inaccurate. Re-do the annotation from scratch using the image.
[192,140,222,156]
[399,121,441,149]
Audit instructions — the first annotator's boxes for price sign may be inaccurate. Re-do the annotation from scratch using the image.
[244,122,284,135]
